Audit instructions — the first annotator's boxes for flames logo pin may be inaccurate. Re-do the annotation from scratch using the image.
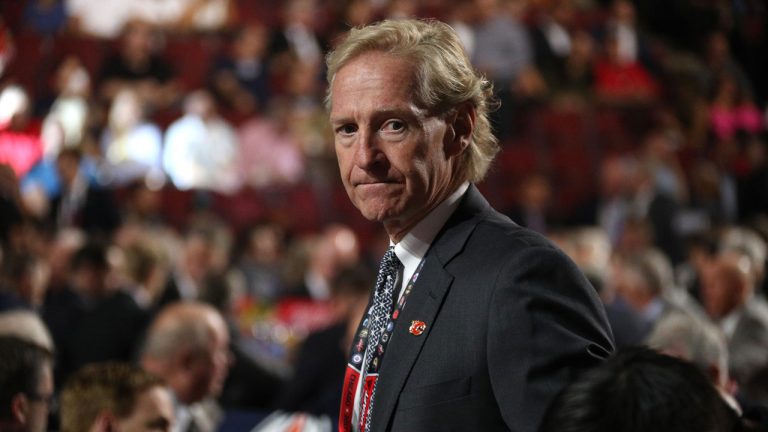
[409,320,427,336]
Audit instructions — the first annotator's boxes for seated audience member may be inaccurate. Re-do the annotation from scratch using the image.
[546,30,596,108]
[599,0,657,73]
[701,253,768,384]
[0,336,54,432]
[610,248,703,332]
[504,172,556,235]
[23,56,92,217]
[59,362,174,432]
[720,227,767,294]
[48,148,121,236]
[163,90,241,193]
[98,19,178,110]
[558,227,651,347]
[700,31,755,110]
[237,98,306,190]
[541,347,744,432]
[274,264,373,418]
[51,241,149,385]
[100,88,164,187]
[286,224,360,301]
[140,302,232,432]
[231,222,288,303]
[120,239,167,312]
[156,224,229,306]
[0,253,47,311]
[646,311,739,411]
[209,22,272,115]
[593,28,660,105]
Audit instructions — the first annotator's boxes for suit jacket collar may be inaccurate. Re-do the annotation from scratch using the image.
[370,184,494,430]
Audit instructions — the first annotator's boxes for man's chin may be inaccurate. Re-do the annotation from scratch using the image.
[353,198,396,221]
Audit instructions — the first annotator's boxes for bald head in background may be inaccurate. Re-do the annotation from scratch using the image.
[140,302,231,405]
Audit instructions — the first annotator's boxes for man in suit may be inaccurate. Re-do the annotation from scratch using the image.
[326,19,615,432]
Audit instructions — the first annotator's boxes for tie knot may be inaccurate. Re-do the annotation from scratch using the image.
[380,246,400,273]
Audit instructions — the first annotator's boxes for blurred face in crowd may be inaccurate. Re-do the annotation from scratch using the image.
[701,258,750,319]
[123,21,155,61]
[113,386,174,432]
[184,315,231,403]
[330,52,466,241]
[234,24,268,59]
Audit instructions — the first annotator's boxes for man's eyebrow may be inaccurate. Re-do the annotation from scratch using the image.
[146,417,171,429]
[330,107,418,124]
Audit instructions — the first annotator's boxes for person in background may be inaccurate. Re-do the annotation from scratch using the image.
[647,311,739,412]
[52,241,148,386]
[209,22,273,115]
[140,302,232,432]
[274,264,373,418]
[700,253,768,385]
[98,19,179,110]
[163,90,241,194]
[0,336,54,432]
[100,87,164,187]
[59,362,174,432]
[541,347,745,432]
[48,148,120,236]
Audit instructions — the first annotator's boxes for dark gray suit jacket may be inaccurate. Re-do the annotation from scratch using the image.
[368,185,614,431]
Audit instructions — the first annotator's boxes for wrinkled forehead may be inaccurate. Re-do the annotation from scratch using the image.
[329,51,419,111]
[327,50,420,108]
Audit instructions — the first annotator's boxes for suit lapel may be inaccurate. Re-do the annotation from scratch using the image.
[369,258,453,431]
[370,185,491,430]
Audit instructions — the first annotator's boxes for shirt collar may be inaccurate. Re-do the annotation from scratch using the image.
[393,182,469,267]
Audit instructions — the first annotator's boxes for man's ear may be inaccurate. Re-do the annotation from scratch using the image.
[90,411,116,432]
[178,347,199,370]
[11,394,28,425]
[444,103,475,158]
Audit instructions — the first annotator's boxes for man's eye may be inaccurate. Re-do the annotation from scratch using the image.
[337,124,357,135]
[383,120,405,132]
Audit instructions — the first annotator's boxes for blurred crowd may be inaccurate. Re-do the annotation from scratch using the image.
[0,0,767,430]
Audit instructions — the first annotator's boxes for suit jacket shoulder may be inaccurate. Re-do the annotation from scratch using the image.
[372,185,614,432]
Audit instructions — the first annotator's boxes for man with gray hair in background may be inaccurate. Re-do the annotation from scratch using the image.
[140,301,232,432]
[326,18,614,432]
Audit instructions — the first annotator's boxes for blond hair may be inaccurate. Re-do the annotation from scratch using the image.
[326,19,499,183]
[60,362,163,432]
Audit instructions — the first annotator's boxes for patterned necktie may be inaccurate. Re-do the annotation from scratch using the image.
[360,246,400,431]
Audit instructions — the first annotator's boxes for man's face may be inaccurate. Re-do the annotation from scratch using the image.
[114,386,174,432]
[701,267,741,319]
[330,52,459,239]
[186,318,231,403]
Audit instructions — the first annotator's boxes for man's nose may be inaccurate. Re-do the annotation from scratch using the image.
[353,130,385,169]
